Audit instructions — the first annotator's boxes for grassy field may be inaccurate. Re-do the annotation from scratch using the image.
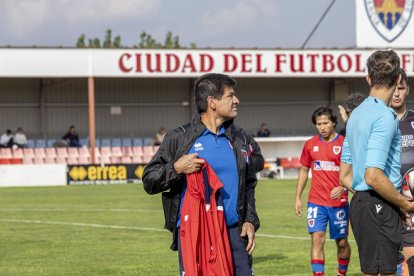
[0,180,361,275]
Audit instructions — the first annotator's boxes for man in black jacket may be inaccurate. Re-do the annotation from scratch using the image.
[143,73,260,275]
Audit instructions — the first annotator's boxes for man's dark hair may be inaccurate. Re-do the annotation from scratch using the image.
[366,50,400,89]
[400,68,408,85]
[194,73,236,113]
[312,106,337,127]
[345,93,367,113]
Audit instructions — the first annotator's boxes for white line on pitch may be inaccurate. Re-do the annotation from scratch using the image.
[0,208,161,213]
[0,218,165,232]
[0,218,354,242]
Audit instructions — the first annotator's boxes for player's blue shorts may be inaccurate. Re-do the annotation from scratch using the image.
[307,202,349,239]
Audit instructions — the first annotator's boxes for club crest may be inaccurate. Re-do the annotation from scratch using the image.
[333,146,341,155]
[308,219,315,227]
[364,0,414,42]
[241,149,249,163]
[411,121,414,129]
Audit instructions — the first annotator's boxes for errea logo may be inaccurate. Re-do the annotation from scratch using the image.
[313,146,319,152]
[194,142,204,151]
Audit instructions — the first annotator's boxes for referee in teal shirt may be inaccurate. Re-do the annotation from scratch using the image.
[340,50,414,275]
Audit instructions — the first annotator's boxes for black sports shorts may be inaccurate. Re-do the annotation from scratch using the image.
[402,213,414,247]
[350,190,402,274]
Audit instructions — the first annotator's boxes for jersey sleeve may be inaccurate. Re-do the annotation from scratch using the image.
[300,141,311,168]
[365,113,397,170]
[341,135,352,164]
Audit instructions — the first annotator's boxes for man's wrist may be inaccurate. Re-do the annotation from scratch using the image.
[173,162,182,174]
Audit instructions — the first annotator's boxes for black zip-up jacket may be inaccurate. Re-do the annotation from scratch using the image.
[143,114,260,251]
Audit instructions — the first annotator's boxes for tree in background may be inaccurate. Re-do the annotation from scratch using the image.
[76,29,122,48]
[139,31,161,48]
[76,29,194,48]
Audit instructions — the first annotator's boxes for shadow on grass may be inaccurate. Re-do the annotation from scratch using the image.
[254,254,287,264]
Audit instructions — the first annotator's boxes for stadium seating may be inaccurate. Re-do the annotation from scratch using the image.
[0,136,158,166]
[79,147,90,157]
[278,157,302,169]
[34,148,46,158]
[35,139,46,148]
[34,157,45,164]
[78,156,89,164]
[23,157,33,164]
[56,156,66,164]
[122,138,132,147]
[143,137,154,146]
[132,138,143,147]
[23,148,35,158]
[45,156,56,164]
[46,139,55,148]
[12,148,24,158]
[94,138,101,148]
[57,148,68,158]
[80,138,88,147]
[26,139,35,148]
[111,147,122,157]
[67,148,79,157]
[1,148,13,159]
[132,146,143,156]
[111,138,122,147]
[46,148,57,158]
[101,139,111,147]
[10,158,22,165]
[121,156,132,164]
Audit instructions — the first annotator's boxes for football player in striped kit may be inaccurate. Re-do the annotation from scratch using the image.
[392,68,414,276]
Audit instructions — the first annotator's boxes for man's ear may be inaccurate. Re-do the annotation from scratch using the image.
[366,76,371,86]
[207,96,216,111]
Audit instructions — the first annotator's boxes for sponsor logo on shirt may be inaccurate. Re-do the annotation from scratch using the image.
[313,146,319,152]
[402,134,414,147]
[194,142,204,151]
[313,160,339,172]
[333,146,341,155]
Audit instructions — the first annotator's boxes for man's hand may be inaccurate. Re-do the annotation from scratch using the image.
[295,198,302,216]
[240,222,256,255]
[173,153,205,174]
[403,200,414,214]
[330,186,345,200]
[338,105,349,123]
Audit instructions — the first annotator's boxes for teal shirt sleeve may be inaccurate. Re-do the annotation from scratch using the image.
[365,113,396,170]
[341,135,352,164]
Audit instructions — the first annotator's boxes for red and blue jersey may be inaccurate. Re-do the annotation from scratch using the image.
[180,162,234,276]
[300,134,348,207]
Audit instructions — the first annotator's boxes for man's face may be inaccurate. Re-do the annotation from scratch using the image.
[214,86,239,119]
[315,115,335,139]
[391,80,410,109]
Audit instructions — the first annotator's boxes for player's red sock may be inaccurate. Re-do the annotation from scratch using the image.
[311,259,324,275]
[337,258,349,276]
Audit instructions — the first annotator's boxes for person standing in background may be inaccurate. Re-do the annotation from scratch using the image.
[295,106,351,276]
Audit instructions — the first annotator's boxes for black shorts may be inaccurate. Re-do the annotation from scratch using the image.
[350,191,403,274]
[402,213,414,247]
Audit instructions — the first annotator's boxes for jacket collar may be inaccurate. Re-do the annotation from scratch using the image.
[190,112,235,142]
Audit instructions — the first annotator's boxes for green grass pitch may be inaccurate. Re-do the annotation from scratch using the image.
[0,180,362,275]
